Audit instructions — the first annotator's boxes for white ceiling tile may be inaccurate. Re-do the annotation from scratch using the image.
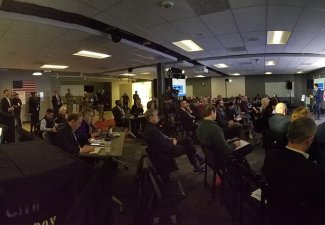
[193,36,222,50]
[295,8,325,32]
[217,33,244,48]
[146,23,188,43]
[268,0,307,7]
[265,45,285,53]
[232,6,266,32]
[287,32,316,45]
[75,0,121,11]
[241,31,266,46]
[200,10,239,35]
[267,5,302,30]
[246,45,265,54]
[228,0,266,8]
[283,45,304,53]
[206,48,229,56]
[171,17,213,38]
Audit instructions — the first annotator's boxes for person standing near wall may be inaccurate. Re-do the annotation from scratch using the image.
[11,92,22,126]
[51,90,62,118]
[28,92,40,133]
[122,93,130,110]
[312,83,322,120]
[95,90,105,121]
[65,88,74,113]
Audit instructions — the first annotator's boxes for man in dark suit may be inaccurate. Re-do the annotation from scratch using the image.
[11,92,22,126]
[268,102,290,133]
[312,83,323,120]
[112,100,126,128]
[179,100,197,136]
[51,90,62,118]
[262,117,325,225]
[144,109,204,176]
[56,113,94,156]
[0,89,14,114]
[28,92,40,133]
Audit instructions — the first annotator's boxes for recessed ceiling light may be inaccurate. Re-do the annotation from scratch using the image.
[120,73,135,76]
[231,73,240,76]
[267,31,291,44]
[297,71,303,74]
[195,75,205,78]
[40,64,69,69]
[265,60,276,66]
[32,72,43,76]
[140,72,150,75]
[214,63,229,68]
[313,59,325,67]
[265,72,272,75]
[172,40,203,52]
[73,50,111,59]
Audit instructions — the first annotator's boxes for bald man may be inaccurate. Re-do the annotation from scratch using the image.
[268,102,290,133]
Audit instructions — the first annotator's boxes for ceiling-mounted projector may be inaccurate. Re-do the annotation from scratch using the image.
[194,66,208,73]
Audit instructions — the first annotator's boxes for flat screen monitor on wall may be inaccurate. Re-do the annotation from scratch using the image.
[172,78,186,97]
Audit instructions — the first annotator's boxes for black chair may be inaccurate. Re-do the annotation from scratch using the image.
[233,160,267,225]
[135,153,185,225]
[201,145,225,199]
[263,130,287,151]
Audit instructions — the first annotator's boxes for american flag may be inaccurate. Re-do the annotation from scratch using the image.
[12,80,36,94]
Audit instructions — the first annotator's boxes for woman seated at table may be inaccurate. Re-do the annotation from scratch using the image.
[55,106,68,124]
[131,98,144,115]
[75,108,100,147]
[130,98,145,136]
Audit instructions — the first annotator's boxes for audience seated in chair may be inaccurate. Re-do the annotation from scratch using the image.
[268,102,290,133]
[179,100,197,138]
[143,109,205,176]
[55,106,68,124]
[262,117,325,225]
[112,100,127,130]
[40,108,57,144]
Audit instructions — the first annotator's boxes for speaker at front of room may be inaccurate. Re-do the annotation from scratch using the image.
[286,81,292,90]
[307,79,314,89]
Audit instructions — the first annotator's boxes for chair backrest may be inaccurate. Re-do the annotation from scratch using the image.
[263,130,287,151]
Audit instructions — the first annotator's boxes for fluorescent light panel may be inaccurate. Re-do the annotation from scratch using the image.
[267,31,291,44]
[140,72,150,75]
[120,73,135,76]
[73,50,111,59]
[172,40,203,52]
[265,72,272,75]
[32,72,43,76]
[232,73,240,76]
[40,64,69,69]
[265,60,276,66]
[195,75,205,78]
[214,63,229,68]
[297,71,303,74]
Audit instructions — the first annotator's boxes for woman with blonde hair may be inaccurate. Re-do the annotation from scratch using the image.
[290,106,309,122]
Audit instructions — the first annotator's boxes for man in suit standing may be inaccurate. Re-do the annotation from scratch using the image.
[263,117,325,225]
[312,83,322,120]
[11,92,22,126]
[28,92,40,133]
[65,88,74,113]
[51,90,62,118]
[0,89,14,143]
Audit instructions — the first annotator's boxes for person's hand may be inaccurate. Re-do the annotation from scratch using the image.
[8,107,14,111]
[171,138,177,145]
[81,145,94,153]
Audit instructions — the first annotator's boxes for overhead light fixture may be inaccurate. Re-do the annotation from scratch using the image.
[313,59,325,67]
[40,64,69,69]
[165,68,170,71]
[32,72,43,76]
[140,72,150,75]
[265,72,272,75]
[172,40,203,52]
[232,73,240,76]
[214,63,229,68]
[297,71,303,74]
[265,60,276,66]
[120,73,135,76]
[73,50,111,59]
[195,75,205,78]
[225,78,232,82]
[267,31,291,44]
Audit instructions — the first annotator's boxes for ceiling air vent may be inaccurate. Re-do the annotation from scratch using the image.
[186,0,229,16]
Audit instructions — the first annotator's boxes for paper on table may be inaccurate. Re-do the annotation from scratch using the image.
[90,147,104,154]
[235,140,250,150]
[250,188,262,201]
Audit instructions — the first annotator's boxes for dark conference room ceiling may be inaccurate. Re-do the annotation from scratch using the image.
[0,0,325,79]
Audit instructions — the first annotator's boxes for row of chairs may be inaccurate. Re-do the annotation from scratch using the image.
[202,145,267,225]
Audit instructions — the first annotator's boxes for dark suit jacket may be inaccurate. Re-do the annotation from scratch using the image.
[56,123,80,157]
[179,108,196,131]
[262,148,325,224]
[112,106,126,127]
[268,113,290,133]
[0,97,11,113]
[51,95,62,108]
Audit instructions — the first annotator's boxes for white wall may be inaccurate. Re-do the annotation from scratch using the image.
[111,80,120,105]
[211,77,245,98]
